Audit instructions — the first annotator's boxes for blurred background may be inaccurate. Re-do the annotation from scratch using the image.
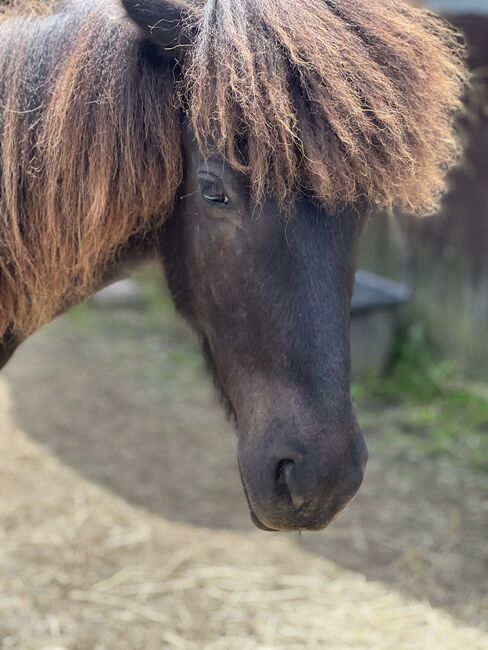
[361,0,488,377]
[0,1,487,649]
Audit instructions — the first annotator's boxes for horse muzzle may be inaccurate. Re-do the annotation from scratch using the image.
[238,428,368,532]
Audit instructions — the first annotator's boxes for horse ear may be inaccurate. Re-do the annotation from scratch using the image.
[122,0,190,56]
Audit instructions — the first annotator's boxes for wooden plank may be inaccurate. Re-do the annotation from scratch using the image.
[359,15,488,376]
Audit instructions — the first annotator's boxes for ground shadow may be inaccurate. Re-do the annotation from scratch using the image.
[4,304,487,630]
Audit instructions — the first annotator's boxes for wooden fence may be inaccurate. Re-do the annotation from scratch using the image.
[359,13,488,377]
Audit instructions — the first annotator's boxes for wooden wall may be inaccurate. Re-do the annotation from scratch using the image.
[359,14,488,377]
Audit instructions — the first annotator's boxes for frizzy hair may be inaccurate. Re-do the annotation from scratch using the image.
[182,0,467,212]
[0,0,467,339]
[0,3,181,338]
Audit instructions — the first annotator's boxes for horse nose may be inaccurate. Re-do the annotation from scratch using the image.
[272,444,365,529]
[275,434,368,518]
[240,434,368,531]
[238,424,368,532]
[276,458,324,511]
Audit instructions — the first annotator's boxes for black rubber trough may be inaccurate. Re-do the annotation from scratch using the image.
[351,270,411,376]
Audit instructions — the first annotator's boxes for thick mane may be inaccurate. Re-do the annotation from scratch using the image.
[182,0,467,212]
[0,1,181,338]
[0,0,54,18]
[0,0,467,339]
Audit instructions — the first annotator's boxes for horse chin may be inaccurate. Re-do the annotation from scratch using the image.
[238,461,278,532]
[250,509,278,532]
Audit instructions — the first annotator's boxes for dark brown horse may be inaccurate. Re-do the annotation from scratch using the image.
[0,0,466,531]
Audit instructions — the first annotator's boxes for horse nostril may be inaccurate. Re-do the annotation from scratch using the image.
[276,459,293,483]
[276,459,306,510]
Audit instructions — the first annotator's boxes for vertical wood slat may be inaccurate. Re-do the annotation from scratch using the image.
[359,13,488,377]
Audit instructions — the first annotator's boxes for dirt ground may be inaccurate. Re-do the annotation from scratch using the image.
[0,287,487,649]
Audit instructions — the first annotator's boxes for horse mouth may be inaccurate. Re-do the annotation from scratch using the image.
[239,462,279,532]
[249,509,278,532]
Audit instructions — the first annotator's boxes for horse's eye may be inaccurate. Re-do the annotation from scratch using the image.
[200,180,229,206]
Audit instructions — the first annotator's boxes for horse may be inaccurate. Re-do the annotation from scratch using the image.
[0,0,466,532]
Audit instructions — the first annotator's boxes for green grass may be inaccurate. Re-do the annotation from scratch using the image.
[353,324,488,470]
[353,323,454,404]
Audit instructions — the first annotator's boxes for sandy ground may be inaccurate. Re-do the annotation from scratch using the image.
[0,294,487,649]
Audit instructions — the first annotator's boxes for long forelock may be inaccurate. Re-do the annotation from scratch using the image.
[181,0,467,214]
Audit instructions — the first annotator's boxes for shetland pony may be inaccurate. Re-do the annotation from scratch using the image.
[0,0,466,530]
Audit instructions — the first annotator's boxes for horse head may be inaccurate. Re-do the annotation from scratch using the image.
[122,0,372,531]
[122,0,465,531]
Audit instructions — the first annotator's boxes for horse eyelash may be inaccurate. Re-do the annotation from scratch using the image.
[200,179,222,194]
[200,179,229,204]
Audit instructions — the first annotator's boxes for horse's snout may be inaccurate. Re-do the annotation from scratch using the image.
[239,433,368,532]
